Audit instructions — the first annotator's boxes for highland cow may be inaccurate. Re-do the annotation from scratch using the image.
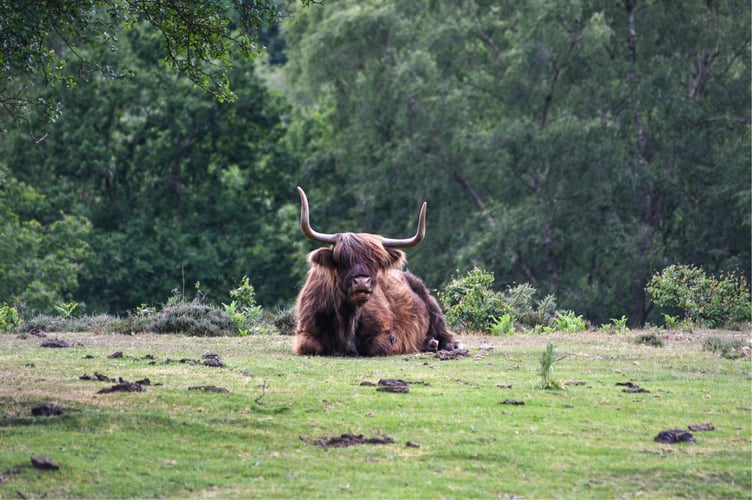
[293,187,462,356]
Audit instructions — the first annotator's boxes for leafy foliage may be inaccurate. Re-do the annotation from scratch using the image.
[646,265,751,328]
[3,23,303,314]
[54,301,79,320]
[600,316,630,335]
[0,304,21,333]
[553,311,587,334]
[0,165,91,313]
[438,268,559,334]
[438,268,506,333]
[0,0,284,134]
[223,276,273,335]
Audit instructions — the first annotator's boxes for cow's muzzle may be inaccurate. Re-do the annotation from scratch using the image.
[351,275,373,304]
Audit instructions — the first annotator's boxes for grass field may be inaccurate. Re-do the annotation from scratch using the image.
[1,329,750,498]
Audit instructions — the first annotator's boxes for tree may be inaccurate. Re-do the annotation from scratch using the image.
[0,164,91,313]
[280,0,750,325]
[0,0,282,138]
[4,22,305,313]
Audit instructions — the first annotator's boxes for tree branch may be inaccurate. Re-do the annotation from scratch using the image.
[473,15,500,60]
[625,0,649,160]
[452,170,486,211]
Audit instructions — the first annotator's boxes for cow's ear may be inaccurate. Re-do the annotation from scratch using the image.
[385,248,406,268]
[309,248,336,269]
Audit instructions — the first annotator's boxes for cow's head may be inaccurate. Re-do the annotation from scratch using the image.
[297,186,426,306]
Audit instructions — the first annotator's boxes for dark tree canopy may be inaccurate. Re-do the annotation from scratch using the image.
[0,0,282,137]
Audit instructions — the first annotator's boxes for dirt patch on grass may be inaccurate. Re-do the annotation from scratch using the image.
[188,385,229,393]
[654,429,697,444]
[301,433,395,449]
[31,403,64,416]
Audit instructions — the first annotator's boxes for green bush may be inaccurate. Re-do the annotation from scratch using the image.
[599,315,630,335]
[554,310,587,333]
[645,264,751,328]
[490,313,515,335]
[0,303,22,332]
[438,268,561,334]
[17,279,278,337]
[507,284,557,329]
[223,275,274,335]
[438,268,507,333]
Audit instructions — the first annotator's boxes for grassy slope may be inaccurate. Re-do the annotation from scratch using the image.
[0,330,750,498]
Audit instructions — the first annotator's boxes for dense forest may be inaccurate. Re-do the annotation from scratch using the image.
[1,0,749,326]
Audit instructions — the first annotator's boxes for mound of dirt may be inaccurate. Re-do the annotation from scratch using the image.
[97,379,145,394]
[654,429,696,444]
[201,353,224,367]
[80,372,115,382]
[188,385,229,393]
[617,381,650,393]
[302,433,395,449]
[31,456,59,470]
[376,379,409,393]
[164,353,225,368]
[435,348,470,360]
[40,338,70,348]
[31,403,64,417]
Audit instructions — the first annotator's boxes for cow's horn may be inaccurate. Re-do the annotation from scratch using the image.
[298,186,338,244]
[380,201,427,248]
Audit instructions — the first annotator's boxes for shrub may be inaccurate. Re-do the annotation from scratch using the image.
[636,331,664,347]
[223,276,273,335]
[146,299,234,336]
[0,303,22,332]
[507,284,557,329]
[645,264,751,328]
[68,314,131,334]
[554,310,587,333]
[438,268,507,333]
[600,315,630,335]
[439,268,564,334]
[143,290,234,336]
[273,306,297,336]
[490,313,515,335]
[703,336,748,360]
[19,314,68,333]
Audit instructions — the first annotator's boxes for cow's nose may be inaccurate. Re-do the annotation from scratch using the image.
[352,275,372,289]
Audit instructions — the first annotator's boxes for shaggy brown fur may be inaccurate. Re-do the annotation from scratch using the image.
[294,232,461,356]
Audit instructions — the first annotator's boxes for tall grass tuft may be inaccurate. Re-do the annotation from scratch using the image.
[538,342,565,390]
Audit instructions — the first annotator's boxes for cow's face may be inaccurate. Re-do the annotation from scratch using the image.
[310,233,405,305]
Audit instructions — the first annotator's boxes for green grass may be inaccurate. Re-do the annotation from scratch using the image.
[1,330,750,498]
